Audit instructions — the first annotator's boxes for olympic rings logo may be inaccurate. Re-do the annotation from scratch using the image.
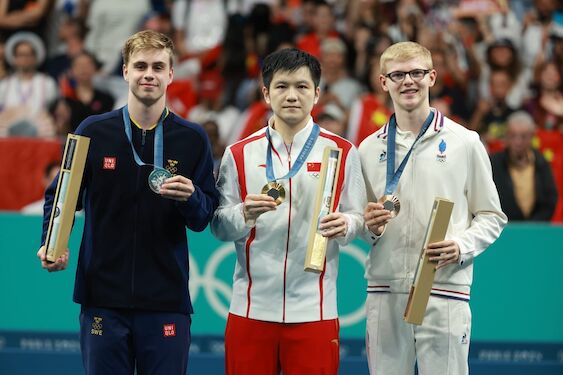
[188,243,368,327]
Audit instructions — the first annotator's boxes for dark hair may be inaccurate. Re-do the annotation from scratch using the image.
[71,50,102,70]
[261,48,321,89]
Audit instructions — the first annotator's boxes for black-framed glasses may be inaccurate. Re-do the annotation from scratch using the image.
[385,69,431,83]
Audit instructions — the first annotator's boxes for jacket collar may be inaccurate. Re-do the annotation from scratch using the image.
[376,108,444,140]
[267,116,315,155]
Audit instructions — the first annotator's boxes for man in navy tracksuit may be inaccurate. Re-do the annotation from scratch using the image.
[37,30,219,375]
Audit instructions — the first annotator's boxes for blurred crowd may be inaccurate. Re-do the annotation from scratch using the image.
[1,0,561,221]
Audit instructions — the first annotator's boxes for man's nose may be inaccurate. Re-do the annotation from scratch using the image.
[403,73,415,84]
[286,87,297,100]
[144,69,155,80]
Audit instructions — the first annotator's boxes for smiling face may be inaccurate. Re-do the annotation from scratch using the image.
[123,48,173,107]
[380,57,436,113]
[262,66,320,130]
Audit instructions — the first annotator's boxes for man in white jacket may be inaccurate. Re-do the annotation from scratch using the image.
[211,48,366,375]
[359,41,507,375]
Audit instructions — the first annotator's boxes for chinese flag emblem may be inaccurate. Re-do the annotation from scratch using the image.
[307,162,321,172]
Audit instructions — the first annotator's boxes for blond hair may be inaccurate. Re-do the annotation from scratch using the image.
[379,42,433,74]
[122,30,175,68]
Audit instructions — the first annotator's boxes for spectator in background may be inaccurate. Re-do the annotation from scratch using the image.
[0,32,57,137]
[62,51,115,131]
[491,111,558,221]
[295,0,317,35]
[470,69,517,153]
[487,0,522,48]
[521,0,559,68]
[230,4,297,112]
[44,16,87,81]
[545,25,563,75]
[0,34,7,80]
[218,11,255,110]
[347,57,392,146]
[318,37,363,111]
[21,161,60,215]
[349,23,374,82]
[187,69,239,145]
[0,0,51,40]
[345,0,389,40]
[201,119,225,179]
[227,85,270,145]
[297,0,341,58]
[171,0,226,76]
[48,97,72,139]
[83,0,151,76]
[141,9,173,38]
[387,0,425,43]
[429,47,471,122]
[524,60,563,130]
[316,102,346,137]
[478,38,532,109]
[231,3,273,110]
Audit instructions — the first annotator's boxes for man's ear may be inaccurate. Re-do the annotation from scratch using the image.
[379,75,389,92]
[262,86,270,104]
[428,69,437,88]
[314,86,320,104]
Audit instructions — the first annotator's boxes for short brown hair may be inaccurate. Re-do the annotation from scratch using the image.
[379,41,433,74]
[122,30,175,68]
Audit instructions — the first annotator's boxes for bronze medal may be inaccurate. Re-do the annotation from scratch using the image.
[378,194,401,218]
[261,182,286,205]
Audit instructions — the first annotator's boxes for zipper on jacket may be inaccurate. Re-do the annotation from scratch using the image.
[282,143,292,322]
[131,127,147,304]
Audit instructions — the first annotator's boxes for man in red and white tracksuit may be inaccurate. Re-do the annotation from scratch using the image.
[211,48,366,375]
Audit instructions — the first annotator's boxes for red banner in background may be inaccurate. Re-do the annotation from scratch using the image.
[536,130,563,223]
[0,138,63,210]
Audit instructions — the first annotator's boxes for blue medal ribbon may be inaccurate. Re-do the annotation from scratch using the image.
[265,123,320,182]
[122,105,167,170]
[384,111,434,195]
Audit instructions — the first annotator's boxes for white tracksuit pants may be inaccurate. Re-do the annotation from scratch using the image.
[365,293,471,375]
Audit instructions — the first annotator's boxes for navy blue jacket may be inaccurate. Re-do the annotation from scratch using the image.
[42,108,219,314]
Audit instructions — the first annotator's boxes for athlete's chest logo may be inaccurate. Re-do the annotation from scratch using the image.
[166,159,179,175]
[379,151,387,163]
[307,162,321,179]
[103,157,116,170]
[436,139,447,163]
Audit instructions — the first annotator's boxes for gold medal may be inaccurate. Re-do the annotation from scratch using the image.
[378,194,400,218]
[261,182,286,205]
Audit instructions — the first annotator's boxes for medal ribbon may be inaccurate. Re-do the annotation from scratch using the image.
[265,123,320,182]
[384,111,434,195]
[122,105,167,170]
